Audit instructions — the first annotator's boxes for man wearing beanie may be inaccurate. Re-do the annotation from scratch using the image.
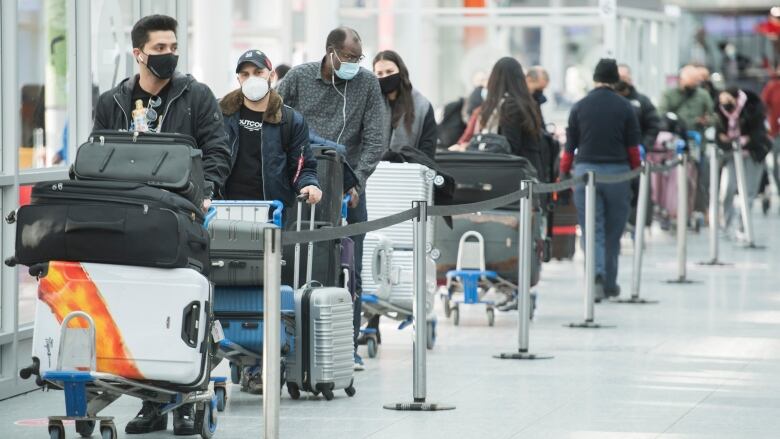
[560,58,641,301]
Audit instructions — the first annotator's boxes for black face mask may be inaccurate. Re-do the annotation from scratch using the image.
[532,89,547,105]
[379,73,402,95]
[142,51,179,80]
[614,80,630,94]
[683,85,697,97]
[722,103,736,113]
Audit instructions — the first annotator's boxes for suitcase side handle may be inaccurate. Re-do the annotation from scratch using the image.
[181,301,201,348]
[65,218,125,233]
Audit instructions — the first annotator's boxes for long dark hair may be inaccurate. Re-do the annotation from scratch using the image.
[373,50,415,133]
[480,57,541,138]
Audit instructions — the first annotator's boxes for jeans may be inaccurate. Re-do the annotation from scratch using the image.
[573,162,632,291]
[771,136,780,194]
[721,152,766,231]
[346,192,367,350]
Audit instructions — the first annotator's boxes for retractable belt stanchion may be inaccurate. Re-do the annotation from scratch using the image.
[385,201,454,412]
[615,162,658,304]
[263,228,282,439]
[699,142,731,265]
[732,140,764,249]
[495,181,553,359]
[667,151,697,284]
[567,171,614,328]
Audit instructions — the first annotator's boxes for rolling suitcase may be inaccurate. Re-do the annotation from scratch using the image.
[73,131,207,207]
[31,261,212,390]
[434,151,538,211]
[207,219,276,286]
[550,190,577,260]
[6,180,209,274]
[213,286,295,354]
[434,210,542,286]
[289,145,344,228]
[285,197,355,401]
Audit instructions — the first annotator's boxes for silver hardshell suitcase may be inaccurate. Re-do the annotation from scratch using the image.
[285,196,355,401]
[364,162,435,247]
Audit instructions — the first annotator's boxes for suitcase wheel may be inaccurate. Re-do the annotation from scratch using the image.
[487,308,495,327]
[214,386,227,412]
[366,336,378,358]
[48,421,65,439]
[345,380,356,398]
[196,397,218,438]
[99,421,117,439]
[287,382,301,400]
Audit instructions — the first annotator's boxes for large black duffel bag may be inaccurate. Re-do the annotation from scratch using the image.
[73,131,207,207]
[434,151,537,210]
[5,180,209,273]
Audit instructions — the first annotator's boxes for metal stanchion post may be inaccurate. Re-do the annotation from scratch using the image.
[732,141,764,249]
[615,163,658,304]
[385,201,454,412]
[263,228,282,439]
[567,171,614,328]
[495,181,553,359]
[667,153,697,284]
[699,142,731,265]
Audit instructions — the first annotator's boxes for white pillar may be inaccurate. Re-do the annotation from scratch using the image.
[191,0,233,97]
[304,0,339,63]
[599,0,617,58]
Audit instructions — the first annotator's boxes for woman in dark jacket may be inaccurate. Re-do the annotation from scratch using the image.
[716,86,771,236]
[373,50,438,159]
[477,57,544,175]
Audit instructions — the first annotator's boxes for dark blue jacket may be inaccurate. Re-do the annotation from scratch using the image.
[219,89,319,207]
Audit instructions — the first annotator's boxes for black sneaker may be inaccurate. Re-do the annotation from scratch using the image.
[173,403,196,436]
[604,284,621,298]
[125,401,167,434]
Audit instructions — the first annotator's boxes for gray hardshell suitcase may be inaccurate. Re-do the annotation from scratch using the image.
[207,219,276,286]
[207,200,282,287]
[285,196,355,400]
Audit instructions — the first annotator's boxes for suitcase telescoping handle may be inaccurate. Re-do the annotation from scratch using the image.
[294,194,316,289]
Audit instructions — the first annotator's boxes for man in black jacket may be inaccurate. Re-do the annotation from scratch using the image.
[616,64,660,149]
[93,14,231,211]
[92,15,230,436]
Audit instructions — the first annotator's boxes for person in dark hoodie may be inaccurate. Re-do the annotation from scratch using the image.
[91,15,231,436]
[716,86,771,239]
[93,15,231,215]
[220,50,321,208]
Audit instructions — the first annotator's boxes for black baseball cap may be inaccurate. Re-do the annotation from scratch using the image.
[235,50,273,73]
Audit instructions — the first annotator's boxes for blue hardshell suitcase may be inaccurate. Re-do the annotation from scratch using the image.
[213,286,295,354]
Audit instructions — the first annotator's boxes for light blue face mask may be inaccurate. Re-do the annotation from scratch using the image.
[332,52,360,81]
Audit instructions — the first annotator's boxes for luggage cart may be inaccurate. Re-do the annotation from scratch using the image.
[33,311,217,439]
[443,231,518,326]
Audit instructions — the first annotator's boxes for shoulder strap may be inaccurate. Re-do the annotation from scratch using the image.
[280,106,296,150]
[481,97,506,134]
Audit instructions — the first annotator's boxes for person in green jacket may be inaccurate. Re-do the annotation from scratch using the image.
[658,64,715,223]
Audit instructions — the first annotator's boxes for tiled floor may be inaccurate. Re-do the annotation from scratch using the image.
[3,211,780,439]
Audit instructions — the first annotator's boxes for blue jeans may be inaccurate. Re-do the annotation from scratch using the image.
[346,192,367,349]
[573,162,632,291]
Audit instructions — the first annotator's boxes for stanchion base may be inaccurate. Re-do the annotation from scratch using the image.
[741,243,766,250]
[383,401,456,411]
[565,321,615,329]
[611,297,659,304]
[665,278,699,284]
[493,351,553,360]
[697,260,733,266]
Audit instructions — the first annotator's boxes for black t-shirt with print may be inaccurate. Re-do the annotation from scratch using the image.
[225,105,265,200]
[130,80,172,132]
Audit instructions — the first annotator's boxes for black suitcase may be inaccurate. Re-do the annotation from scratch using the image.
[73,131,207,207]
[288,145,344,228]
[550,190,578,260]
[6,180,209,273]
[207,219,276,286]
[434,151,537,210]
[281,220,342,288]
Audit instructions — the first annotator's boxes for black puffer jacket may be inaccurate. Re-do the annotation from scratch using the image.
[93,72,232,196]
[715,89,771,162]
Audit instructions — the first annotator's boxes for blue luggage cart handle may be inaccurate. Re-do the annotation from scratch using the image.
[209,200,285,227]
[341,194,351,222]
[203,206,217,229]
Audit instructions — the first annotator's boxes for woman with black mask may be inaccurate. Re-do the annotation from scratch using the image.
[477,56,544,174]
[373,50,437,159]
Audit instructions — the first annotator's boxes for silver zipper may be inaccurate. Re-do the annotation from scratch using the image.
[114,94,129,129]
[159,83,189,131]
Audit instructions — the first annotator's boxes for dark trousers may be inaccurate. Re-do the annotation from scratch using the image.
[573,162,632,291]
[346,192,367,350]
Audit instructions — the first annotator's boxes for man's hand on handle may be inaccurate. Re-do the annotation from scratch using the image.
[348,187,359,208]
[300,186,322,205]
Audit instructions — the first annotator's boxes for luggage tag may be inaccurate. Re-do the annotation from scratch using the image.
[211,320,225,343]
